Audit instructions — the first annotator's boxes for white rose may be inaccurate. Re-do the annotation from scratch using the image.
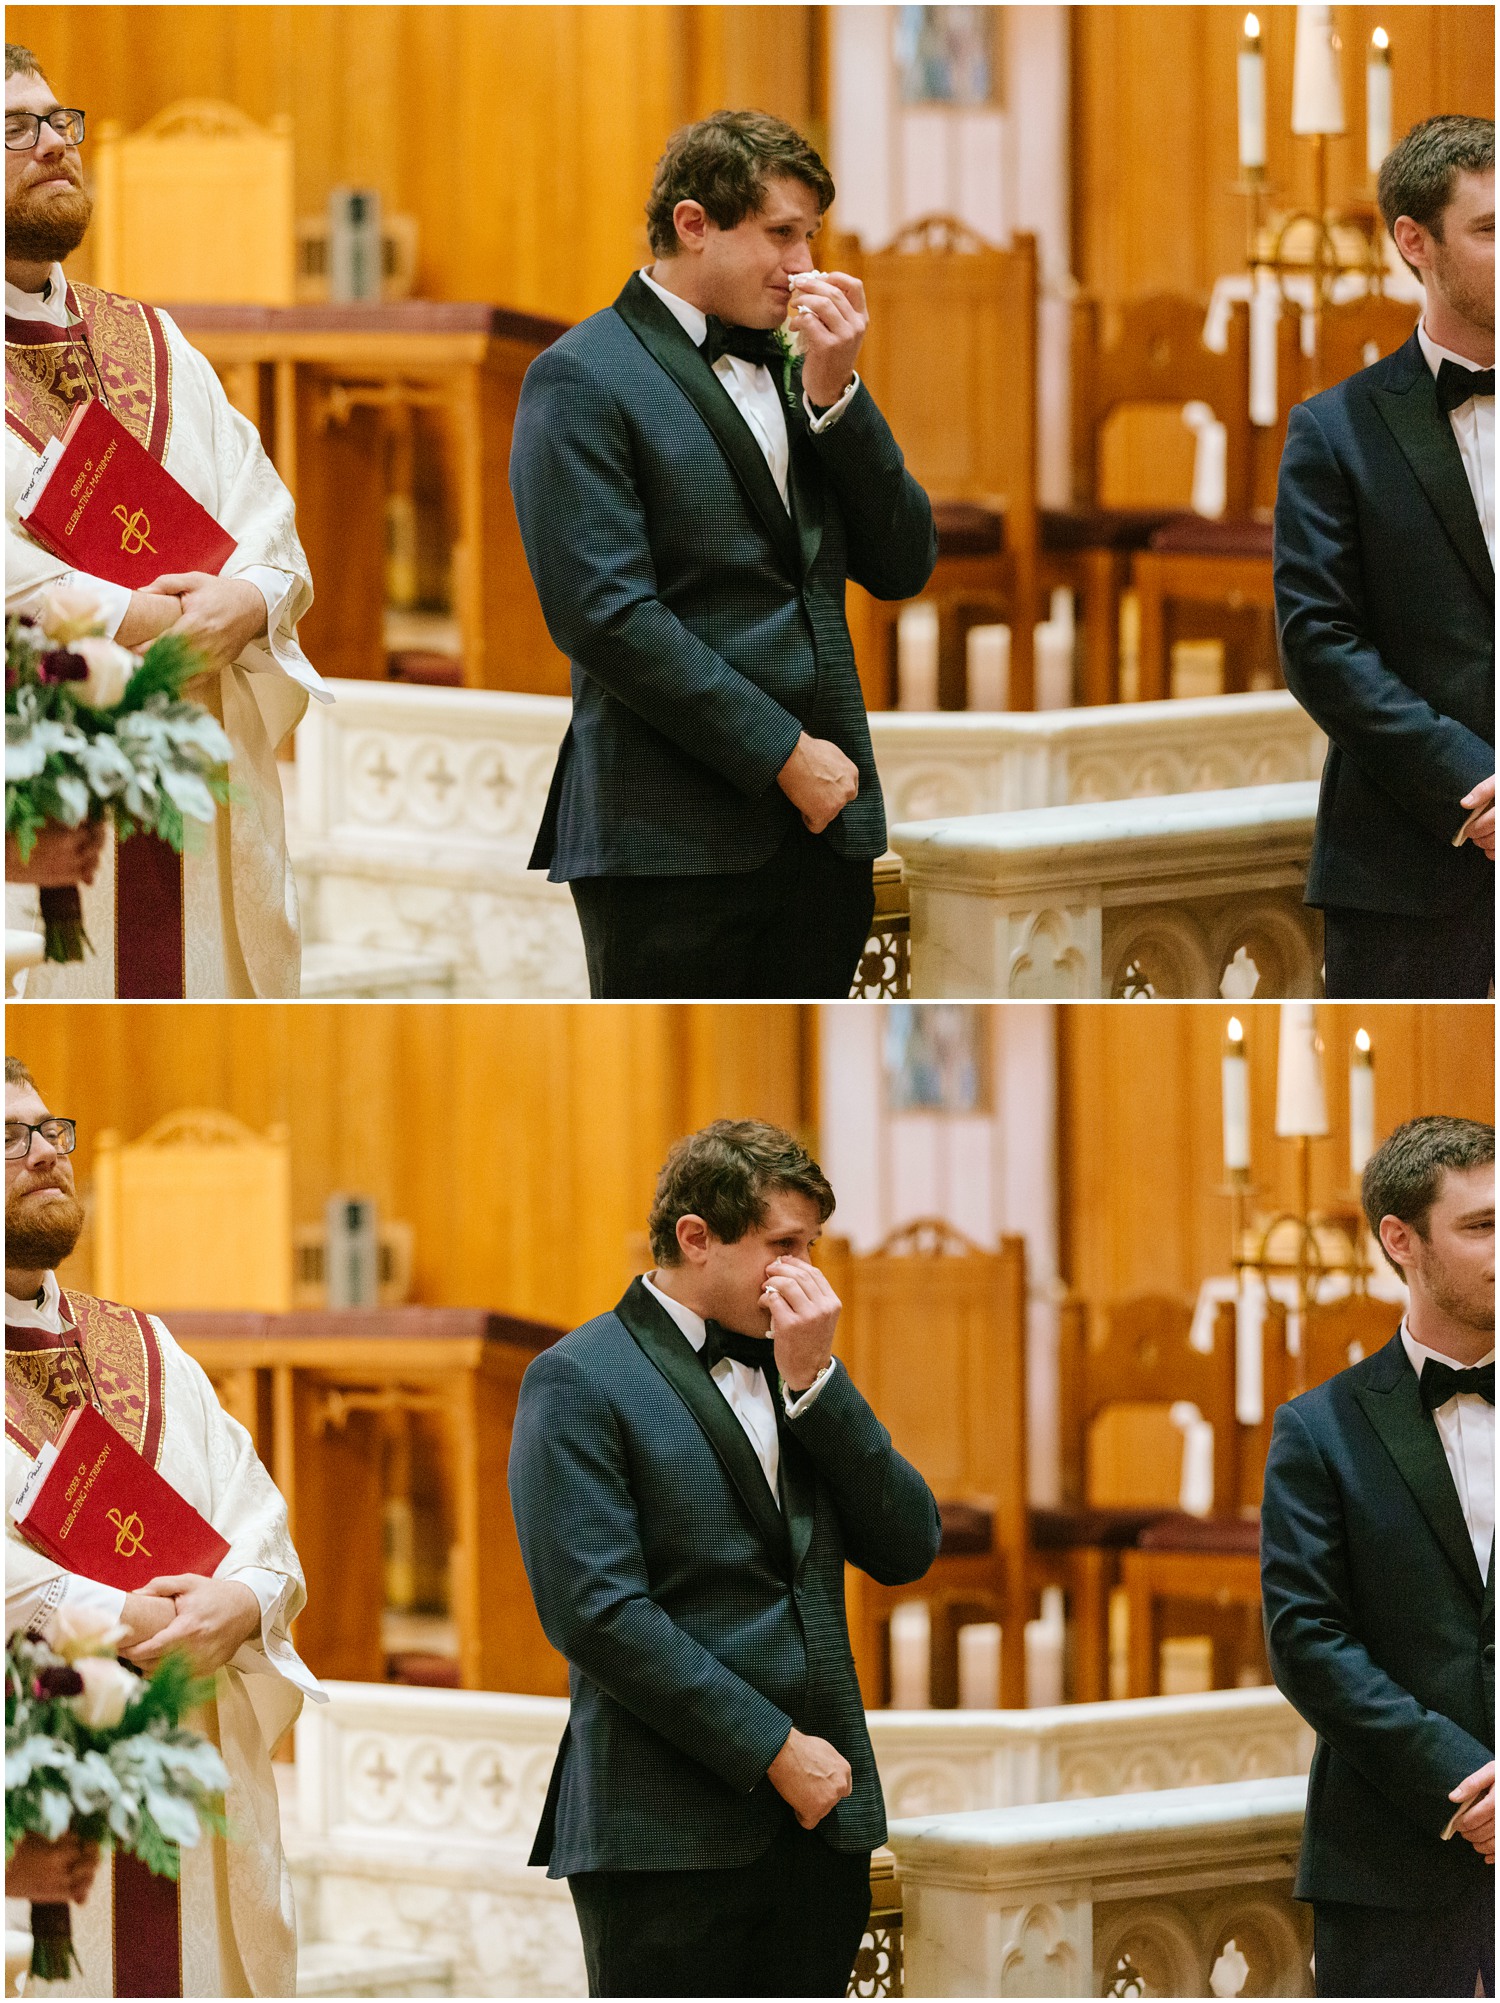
[37,581,112,646]
[71,636,137,710]
[47,1602,127,1663]
[70,1657,139,1731]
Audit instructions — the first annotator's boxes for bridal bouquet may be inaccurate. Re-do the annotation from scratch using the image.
[5,1612,229,1980]
[5,584,233,962]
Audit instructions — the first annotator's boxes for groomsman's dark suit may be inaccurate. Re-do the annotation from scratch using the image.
[509,273,936,998]
[1273,332,1494,999]
[507,1276,941,1996]
[1261,1335,1495,1997]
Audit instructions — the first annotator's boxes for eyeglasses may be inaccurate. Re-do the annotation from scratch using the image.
[4,109,85,151]
[4,1119,77,1160]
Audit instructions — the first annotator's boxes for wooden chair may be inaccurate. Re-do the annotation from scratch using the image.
[1046,295,1254,704]
[819,1220,1030,1706]
[93,1109,292,1312]
[826,218,1041,709]
[1299,296,1420,401]
[94,100,295,305]
[1037,1293,1241,1700]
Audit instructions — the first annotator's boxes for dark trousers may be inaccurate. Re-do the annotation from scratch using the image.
[568,824,876,999]
[568,1818,873,1998]
[1313,1879,1495,1997]
[1322,895,1495,999]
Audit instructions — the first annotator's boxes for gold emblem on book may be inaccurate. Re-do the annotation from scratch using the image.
[107,1506,150,1559]
[112,504,156,557]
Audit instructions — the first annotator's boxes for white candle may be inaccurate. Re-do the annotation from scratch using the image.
[1274,1001,1329,1137]
[897,603,940,711]
[1238,15,1267,172]
[1034,619,1074,710]
[1366,29,1392,177]
[957,1622,1001,1709]
[889,1600,931,1708]
[1292,4,1346,137]
[1025,1588,1065,1709]
[1349,1028,1375,1178]
[1222,1015,1251,1173]
[966,623,1010,710]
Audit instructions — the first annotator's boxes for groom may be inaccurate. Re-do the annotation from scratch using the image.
[510,110,936,1000]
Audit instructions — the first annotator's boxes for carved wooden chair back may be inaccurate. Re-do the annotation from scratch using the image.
[94,100,296,304]
[94,1108,293,1310]
[1059,1292,1241,1516]
[1071,295,1254,518]
[1299,295,1421,401]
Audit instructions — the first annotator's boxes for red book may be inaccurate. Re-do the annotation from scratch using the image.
[11,1400,230,1589]
[15,398,237,587]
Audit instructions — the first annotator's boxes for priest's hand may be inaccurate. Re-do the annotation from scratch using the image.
[777,732,859,835]
[761,1256,840,1391]
[6,1831,102,1905]
[125,1574,262,1676]
[6,821,105,886]
[115,588,183,651]
[143,571,267,674]
[1449,1760,1496,1862]
[790,271,867,410]
[767,1727,853,1829]
[118,1589,176,1651]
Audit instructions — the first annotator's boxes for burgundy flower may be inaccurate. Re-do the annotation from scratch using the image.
[35,1664,84,1698]
[37,650,87,684]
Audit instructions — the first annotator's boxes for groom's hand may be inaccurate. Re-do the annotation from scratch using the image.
[1449,1760,1496,1861]
[767,1727,853,1828]
[762,1255,840,1390]
[791,271,867,409]
[777,731,859,834]
[124,1573,262,1676]
[1458,775,1495,859]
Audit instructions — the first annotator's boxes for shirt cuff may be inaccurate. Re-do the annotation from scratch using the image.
[783,1355,839,1415]
[803,373,861,434]
[227,1564,289,1639]
[15,572,133,641]
[230,565,333,705]
[51,1575,128,1628]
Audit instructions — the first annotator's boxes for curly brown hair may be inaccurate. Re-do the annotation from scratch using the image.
[645,109,835,259]
[648,1118,834,1266]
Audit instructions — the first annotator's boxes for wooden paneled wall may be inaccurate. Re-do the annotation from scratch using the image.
[6,6,822,324]
[1059,1003,1496,1308]
[1074,5,1495,310]
[6,1004,811,1330]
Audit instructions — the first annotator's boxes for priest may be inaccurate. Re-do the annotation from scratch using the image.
[4,44,328,998]
[4,1056,323,1996]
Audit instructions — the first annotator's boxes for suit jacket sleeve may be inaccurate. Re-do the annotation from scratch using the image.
[508,1346,796,1793]
[510,348,806,798]
[1260,1399,1490,1836]
[804,383,938,602]
[785,1362,942,1585]
[1273,401,1493,844]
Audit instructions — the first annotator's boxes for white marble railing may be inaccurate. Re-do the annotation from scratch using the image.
[890,781,1322,999]
[287,1682,1312,1998]
[289,682,1323,998]
[888,1776,1312,1997]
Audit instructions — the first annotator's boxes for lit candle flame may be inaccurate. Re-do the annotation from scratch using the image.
[1228,1016,1244,1043]
[1354,1027,1371,1053]
[1372,26,1389,51]
[1245,12,1260,36]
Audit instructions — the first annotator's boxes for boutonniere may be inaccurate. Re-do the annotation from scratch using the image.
[773,319,806,412]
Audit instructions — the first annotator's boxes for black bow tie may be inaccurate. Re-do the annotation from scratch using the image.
[1419,1357,1495,1411]
[701,1319,778,1379]
[700,318,781,371]
[1435,358,1495,415]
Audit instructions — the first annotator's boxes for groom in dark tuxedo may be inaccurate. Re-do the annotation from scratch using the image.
[1274,115,1494,998]
[1261,1115,1495,1998]
[509,111,936,999]
[508,1120,940,1996]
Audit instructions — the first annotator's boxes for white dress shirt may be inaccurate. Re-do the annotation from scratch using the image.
[5,261,292,645]
[5,1272,289,1638]
[637,266,859,511]
[1400,1323,1495,1579]
[641,1271,836,1503]
[1417,318,1496,565]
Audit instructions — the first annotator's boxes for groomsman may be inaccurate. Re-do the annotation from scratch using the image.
[510,110,936,1000]
[1274,116,1494,998]
[1261,1116,1494,1998]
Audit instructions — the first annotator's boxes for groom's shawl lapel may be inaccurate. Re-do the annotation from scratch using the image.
[786,393,826,580]
[612,273,805,583]
[1352,1333,1487,1606]
[614,1276,792,1571]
